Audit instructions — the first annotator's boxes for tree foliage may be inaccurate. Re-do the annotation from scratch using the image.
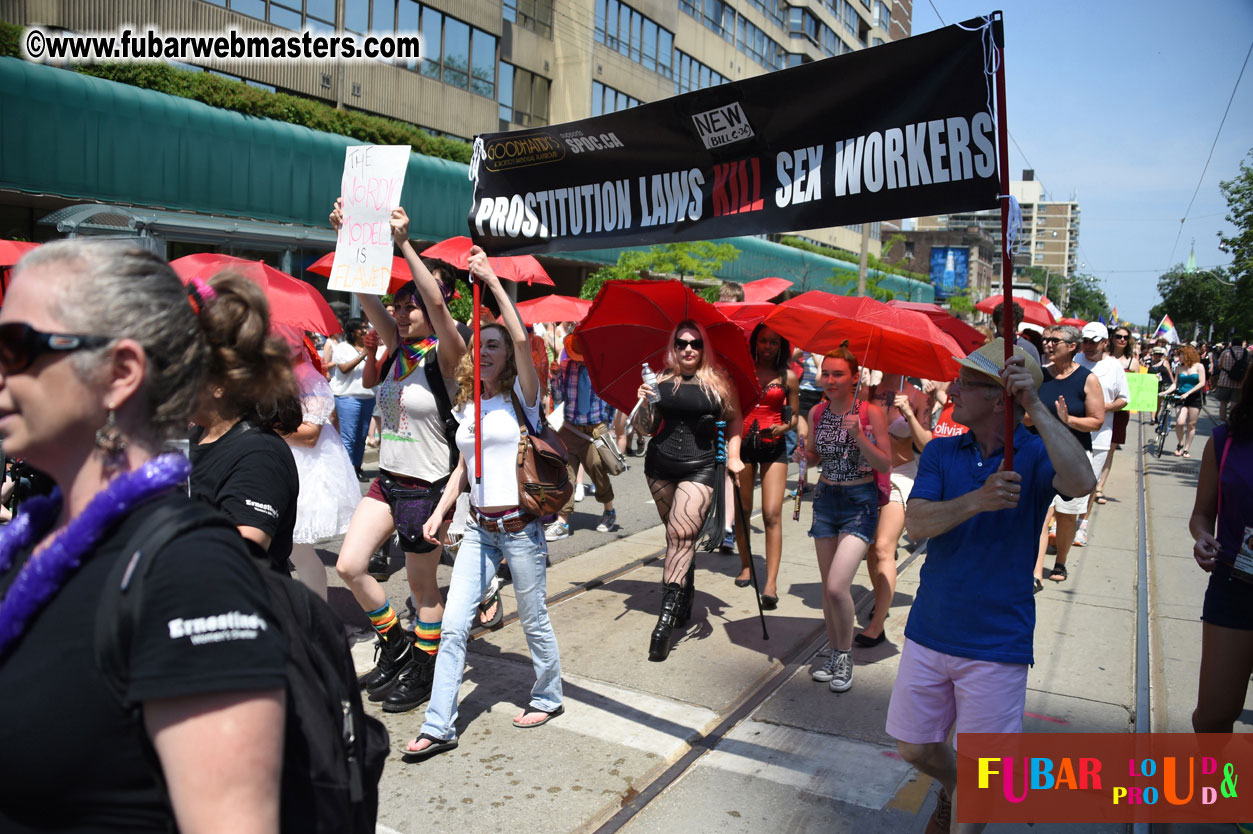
[1149,266,1237,340]
[1219,150,1253,287]
[578,242,740,302]
[1060,273,1110,322]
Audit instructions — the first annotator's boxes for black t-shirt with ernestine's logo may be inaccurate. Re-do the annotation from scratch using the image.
[189,420,299,575]
[0,492,285,832]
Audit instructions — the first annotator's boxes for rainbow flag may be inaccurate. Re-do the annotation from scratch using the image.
[1110,306,1118,323]
[1153,315,1180,344]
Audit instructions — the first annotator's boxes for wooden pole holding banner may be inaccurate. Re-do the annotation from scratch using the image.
[473,279,483,484]
[994,15,1015,470]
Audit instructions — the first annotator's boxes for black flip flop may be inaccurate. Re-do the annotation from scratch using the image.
[477,591,503,630]
[403,734,458,762]
[1048,563,1068,582]
[513,704,564,729]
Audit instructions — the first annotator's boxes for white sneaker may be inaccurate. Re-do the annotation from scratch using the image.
[595,509,616,533]
[828,650,853,693]
[812,652,839,682]
[574,483,586,502]
[544,521,570,542]
[1073,522,1088,548]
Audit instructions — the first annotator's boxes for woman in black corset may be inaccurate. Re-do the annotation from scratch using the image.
[633,320,743,662]
[1031,324,1105,589]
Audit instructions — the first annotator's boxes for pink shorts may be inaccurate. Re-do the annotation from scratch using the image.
[886,638,1028,746]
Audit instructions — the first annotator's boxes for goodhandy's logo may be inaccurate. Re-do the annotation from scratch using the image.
[955,733,1252,824]
[482,132,565,173]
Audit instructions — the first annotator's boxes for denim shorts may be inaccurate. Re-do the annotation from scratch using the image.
[808,480,880,542]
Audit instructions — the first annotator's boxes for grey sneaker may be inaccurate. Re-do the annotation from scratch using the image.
[544,520,570,542]
[828,650,853,692]
[596,509,617,533]
[812,651,839,682]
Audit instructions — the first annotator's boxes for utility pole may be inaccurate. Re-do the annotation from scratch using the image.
[857,223,871,297]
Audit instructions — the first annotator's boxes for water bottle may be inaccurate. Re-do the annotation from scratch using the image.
[641,362,661,403]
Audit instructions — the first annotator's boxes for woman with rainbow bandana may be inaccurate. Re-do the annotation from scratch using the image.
[330,200,467,714]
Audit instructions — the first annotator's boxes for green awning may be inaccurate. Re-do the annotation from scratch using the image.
[0,56,932,302]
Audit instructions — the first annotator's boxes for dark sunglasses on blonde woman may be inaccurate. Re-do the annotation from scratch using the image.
[675,337,703,351]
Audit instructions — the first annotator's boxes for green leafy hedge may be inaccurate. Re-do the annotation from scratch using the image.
[0,20,471,165]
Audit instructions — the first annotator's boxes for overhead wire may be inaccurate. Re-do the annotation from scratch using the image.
[1163,38,1252,272]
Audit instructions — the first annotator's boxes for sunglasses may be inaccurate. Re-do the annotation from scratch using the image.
[1041,337,1072,346]
[674,337,703,351]
[1114,333,1129,340]
[0,322,112,374]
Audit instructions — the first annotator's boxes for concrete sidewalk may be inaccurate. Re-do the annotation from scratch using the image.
[339,412,1247,833]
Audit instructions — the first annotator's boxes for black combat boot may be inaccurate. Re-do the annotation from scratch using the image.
[358,626,413,695]
[648,583,685,662]
[677,564,695,627]
[382,650,435,713]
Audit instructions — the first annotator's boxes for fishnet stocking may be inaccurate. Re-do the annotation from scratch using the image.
[648,477,713,584]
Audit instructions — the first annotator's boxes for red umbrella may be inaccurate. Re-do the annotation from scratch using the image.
[887,299,986,355]
[0,240,39,267]
[974,294,1056,328]
[516,295,592,327]
[1058,317,1087,328]
[170,253,342,336]
[0,240,40,306]
[762,291,963,381]
[421,236,554,286]
[307,251,462,298]
[714,301,776,336]
[575,280,761,416]
[740,276,792,303]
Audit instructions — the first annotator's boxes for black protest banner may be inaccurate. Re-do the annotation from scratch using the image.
[468,15,1003,256]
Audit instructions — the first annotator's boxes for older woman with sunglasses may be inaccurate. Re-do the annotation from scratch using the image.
[634,321,744,662]
[1030,325,1104,587]
[0,242,284,832]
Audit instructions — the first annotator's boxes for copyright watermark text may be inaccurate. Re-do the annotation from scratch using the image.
[22,26,420,64]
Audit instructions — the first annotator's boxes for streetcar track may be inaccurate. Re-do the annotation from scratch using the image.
[464,484,926,832]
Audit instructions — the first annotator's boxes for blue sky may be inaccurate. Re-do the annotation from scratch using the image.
[913,0,1253,328]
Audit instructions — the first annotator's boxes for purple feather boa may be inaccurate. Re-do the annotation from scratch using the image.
[0,454,191,659]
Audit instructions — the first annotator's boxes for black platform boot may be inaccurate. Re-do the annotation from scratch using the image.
[677,564,695,627]
[382,649,435,713]
[358,626,413,695]
[648,583,684,662]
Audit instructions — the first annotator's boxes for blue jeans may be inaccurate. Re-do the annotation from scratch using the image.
[421,515,562,741]
[334,395,374,468]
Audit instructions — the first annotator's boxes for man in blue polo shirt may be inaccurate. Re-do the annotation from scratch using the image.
[888,338,1096,834]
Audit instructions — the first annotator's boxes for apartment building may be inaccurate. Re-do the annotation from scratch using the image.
[915,169,1081,282]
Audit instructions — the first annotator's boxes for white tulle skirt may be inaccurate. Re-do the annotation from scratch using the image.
[291,422,362,543]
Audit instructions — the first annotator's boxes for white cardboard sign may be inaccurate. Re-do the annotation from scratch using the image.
[328,144,410,294]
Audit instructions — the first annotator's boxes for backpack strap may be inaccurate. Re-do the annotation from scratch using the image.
[94,498,237,709]
[1216,426,1233,524]
[423,347,460,471]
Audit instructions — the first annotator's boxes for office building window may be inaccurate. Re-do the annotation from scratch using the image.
[442,17,470,89]
[595,0,674,78]
[368,4,493,98]
[591,80,640,116]
[874,1,891,30]
[745,0,786,28]
[503,0,554,39]
[674,50,728,95]
[842,0,858,37]
[216,0,334,31]
[680,0,734,43]
[500,63,550,126]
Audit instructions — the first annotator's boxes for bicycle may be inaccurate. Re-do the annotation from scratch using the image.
[1154,395,1181,458]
